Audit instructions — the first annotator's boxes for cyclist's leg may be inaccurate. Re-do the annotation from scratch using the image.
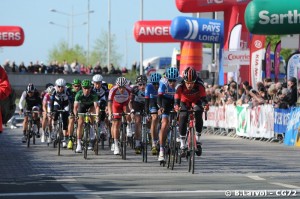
[67,114,75,149]
[111,102,123,154]
[178,102,189,149]
[22,110,29,143]
[88,106,96,150]
[150,100,159,154]
[62,111,69,148]
[41,111,47,142]
[76,104,87,152]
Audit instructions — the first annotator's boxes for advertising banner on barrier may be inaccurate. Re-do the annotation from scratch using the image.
[225,104,237,129]
[170,16,224,44]
[274,108,290,134]
[284,108,300,146]
[236,105,249,136]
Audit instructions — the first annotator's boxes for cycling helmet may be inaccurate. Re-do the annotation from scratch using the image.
[55,78,66,87]
[66,83,72,89]
[72,79,81,85]
[135,75,147,84]
[32,106,39,112]
[27,83,35,93]
[45,83,54,89]
[166,67,179,80]
[150,73,162,83]
[183,67,197,82]
[47,86,56,95]
[115,77,127,87]
[92,74,103,83]
[81,79,92,88]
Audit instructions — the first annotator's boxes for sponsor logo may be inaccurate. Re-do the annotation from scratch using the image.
[259,10,300,25]
[207,0,223,4]
[138,26,170,36]
[254,40,262,48]
[0,32,22,41]
[227,54,250,61]
[184,19,222,42]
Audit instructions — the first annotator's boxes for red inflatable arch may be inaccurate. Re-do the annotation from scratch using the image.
[0,26,25,46]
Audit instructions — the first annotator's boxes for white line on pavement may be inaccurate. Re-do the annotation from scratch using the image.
[247,175,266,181]
[269,182,300,189]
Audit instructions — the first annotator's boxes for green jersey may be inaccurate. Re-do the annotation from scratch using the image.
[74,90,98,107]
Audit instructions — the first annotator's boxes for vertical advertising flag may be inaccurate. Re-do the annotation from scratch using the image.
[274,41,281,82]
[287,52,300,80]
[265,42,271,78]
[250,35,266,89]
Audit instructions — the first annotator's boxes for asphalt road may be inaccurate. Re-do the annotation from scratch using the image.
[1,127,300,199]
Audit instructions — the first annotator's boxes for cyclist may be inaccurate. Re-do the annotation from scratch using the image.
[73,79,99,153]
[41,85,55,143]
[145,72,162,155]
[19,83,42,143]
[157,67,179,161]
[67,79,82,149]
[91,74,109,141]
[174,67,209,157]
[50,78,72,148]
[129,75,147,154]
[108,77,131,155]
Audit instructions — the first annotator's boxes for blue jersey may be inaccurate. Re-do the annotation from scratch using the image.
[145,83,158,99]
[158,77,176,99]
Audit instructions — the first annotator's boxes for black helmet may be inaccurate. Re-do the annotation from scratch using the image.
[27,83,35,93]
[135,75,147,84]
[183,67,197,82]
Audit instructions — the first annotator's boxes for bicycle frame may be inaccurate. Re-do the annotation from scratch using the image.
[113,112,130,160]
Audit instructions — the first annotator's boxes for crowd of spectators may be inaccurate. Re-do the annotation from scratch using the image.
[2,60,127,75]
[204,76,299,109]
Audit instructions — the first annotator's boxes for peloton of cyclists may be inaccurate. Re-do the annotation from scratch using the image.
[157,67,179,162]
[19,83,42,143]
[73,79,99,153]
[145,72,162,155]
[108,77,131,155]
[174,67,209,157]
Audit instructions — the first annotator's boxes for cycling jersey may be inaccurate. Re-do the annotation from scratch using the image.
[145,83,159,113]
[131,85,145,104]
[74,90,98,107]
[19,90,42,111]
[145,83,158,99]
[92,81,109,102]
[108,85,131,104]
[42,93,51,112]
[50,88,71,112]
[158,77,176,99]
[175,78,207,107]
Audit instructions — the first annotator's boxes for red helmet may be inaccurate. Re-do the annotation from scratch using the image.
[183,67,197,82]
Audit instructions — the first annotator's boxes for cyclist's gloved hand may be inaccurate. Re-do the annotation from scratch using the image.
[19,109,23,115]
[193,104,201,112]
[174,105,180,112]
[204,104,209,112]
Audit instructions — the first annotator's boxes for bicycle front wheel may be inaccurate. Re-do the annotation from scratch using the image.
[121,124,126,160]
[83,124,89,159]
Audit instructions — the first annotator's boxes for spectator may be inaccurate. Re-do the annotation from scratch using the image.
[40,62,47,74]
[80,64,86,74]
[11,61,18,73]
[3,60,11,72]
[18,62,27,73]
[93,62,102,74]
[27,61,34,73]
[86,65,93,74]
[102,65,108,74]
[70,59,80,74]
[57,63,64,74]
[33,61,41,74]
[109,63,116,74]
[286,76,297,107]
[51,61,59,74]
[46,62,54,74]
[63,60,71,74]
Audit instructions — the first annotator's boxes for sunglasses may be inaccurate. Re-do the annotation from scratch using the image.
[138,83,146,86]
[185,81,195,84]
[57,86,64,88]
[82,87,91,89]
[168,80,176,83]
[152,82,159,86]
[73,85,80,87]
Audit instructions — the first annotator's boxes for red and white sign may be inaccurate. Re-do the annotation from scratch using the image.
[134,20,177,43]
[223,50,250,65]
[0,26,25,46]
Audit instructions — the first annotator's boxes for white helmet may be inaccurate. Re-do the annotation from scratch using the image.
[47,86,56,95]
[55,78,66,87]
[116,77,127,87]
[92,74,103,83]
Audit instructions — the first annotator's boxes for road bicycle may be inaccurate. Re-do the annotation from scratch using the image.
[113,112,130,160]
[25,110,40,148]
[78,112,98,159]
[53,110,66,156]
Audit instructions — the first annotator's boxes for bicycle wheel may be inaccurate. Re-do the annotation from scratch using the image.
[171,126,177,170]
[83,124,89,159]
[27,120,32,148]
[45,125,50,147]
[32,124,36,145]
[57,124,62,156]
[188,128,195,173]
[121,123,126,160]
[142,125,147,163]
[73,122,78,151]
[94,124,99,155]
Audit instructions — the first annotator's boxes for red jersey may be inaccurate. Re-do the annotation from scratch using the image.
[175,80,206,107]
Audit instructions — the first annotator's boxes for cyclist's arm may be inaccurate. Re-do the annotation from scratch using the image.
[73,101,79,116]
[19,91,26,111]
[107,100,112,116]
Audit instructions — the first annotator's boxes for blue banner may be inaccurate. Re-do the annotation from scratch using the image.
[274,108,290,134]
[170,16,224,44]
[284,107,300,146]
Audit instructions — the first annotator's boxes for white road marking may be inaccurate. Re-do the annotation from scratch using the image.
[269,182,300,189]
[247,175,266,181]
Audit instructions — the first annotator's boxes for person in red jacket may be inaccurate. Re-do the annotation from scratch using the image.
[0,66,12,133]
[174,67,209,157]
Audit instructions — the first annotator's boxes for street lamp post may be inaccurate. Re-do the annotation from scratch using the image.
[140,0,144,75]
[50,8,94,50]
